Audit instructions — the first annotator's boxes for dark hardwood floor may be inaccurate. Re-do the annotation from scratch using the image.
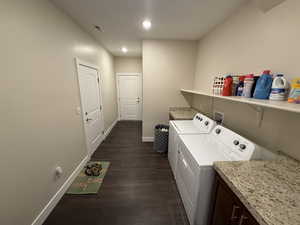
[44,121,189,225]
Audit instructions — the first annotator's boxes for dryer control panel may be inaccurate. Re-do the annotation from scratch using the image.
[193,113,216,133]
[211,125,256,160]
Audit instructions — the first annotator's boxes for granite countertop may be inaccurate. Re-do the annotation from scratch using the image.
[169,107,198,120]
[214,155,300,225]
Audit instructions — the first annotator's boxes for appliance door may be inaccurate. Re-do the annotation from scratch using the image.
[176,140,200,224]
[168,122,179,177]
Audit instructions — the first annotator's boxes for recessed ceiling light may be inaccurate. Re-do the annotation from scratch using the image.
[142,19,152,30]
[121,47,128,53]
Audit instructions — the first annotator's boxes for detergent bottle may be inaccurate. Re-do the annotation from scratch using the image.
[222,75,233,96]
[288,78,300,104]
[253,70,273,99]
[269,74,288,101]
[232,76,239,96]
[242,74,254,98]
[251,76,260,97]
[236,76,245,96]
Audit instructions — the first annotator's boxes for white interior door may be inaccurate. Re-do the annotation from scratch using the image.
[77,63,104,155]
[117,74,142,120]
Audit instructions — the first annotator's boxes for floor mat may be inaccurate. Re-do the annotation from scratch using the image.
[66,161,110,194]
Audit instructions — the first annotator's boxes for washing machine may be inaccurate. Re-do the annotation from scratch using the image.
[168,113,216,178]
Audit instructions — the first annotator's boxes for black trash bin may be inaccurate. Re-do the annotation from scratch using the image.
[153,124,169,153]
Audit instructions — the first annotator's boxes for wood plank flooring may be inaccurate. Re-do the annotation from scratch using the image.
[44,121,189,225]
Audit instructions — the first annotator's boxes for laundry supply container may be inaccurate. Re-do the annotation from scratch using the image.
[153,124,169,153]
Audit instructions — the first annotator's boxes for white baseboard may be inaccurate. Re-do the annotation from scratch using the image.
[89,119,118,157]
[142,136,154,142]
[31,155,90,225]
[103,118,118,140]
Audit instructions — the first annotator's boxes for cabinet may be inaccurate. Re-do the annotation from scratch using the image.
[211,174,260,225]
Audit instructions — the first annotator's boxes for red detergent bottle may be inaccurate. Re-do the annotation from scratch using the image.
[222,75,233,96]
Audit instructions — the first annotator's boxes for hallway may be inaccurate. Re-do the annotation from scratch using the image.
[44,121,189,225]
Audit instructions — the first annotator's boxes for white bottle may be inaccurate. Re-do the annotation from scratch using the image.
[242,74,254,98]
[269,74,288,101]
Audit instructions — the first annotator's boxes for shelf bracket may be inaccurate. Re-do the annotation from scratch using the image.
[256,106,264,128]
[248,104,264,127]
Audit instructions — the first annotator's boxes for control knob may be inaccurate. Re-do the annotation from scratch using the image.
[239,144,246,150]
[233,140,239,146]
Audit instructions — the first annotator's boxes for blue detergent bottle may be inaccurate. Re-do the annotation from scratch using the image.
[253,70,273,99]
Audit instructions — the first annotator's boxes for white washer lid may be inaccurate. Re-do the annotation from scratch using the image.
[172,120,200,134]
[179,134,231,166]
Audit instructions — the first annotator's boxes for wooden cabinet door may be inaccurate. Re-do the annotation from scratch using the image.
[211,178,242,225]
[211,175,260,225]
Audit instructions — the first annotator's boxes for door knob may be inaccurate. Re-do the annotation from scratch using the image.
[86,118,92,122]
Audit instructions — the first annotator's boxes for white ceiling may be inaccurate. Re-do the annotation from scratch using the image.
[52,0,247,56]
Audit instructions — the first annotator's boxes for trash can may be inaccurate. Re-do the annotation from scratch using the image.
[153,124,169,153]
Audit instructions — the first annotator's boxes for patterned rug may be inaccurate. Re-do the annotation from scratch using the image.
[67,161,110,194]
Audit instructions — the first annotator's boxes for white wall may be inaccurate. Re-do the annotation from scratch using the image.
[192,0,300,160]
[142,40,197,138]
[100,52,119,129]
[194,0,299,92]
[114,57,143,73]
[0,0,117,224]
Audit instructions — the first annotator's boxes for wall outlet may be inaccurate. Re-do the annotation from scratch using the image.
[214,111,224,125]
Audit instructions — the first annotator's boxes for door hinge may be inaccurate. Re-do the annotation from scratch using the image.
[100,105,102,111]
[97,77,100,83]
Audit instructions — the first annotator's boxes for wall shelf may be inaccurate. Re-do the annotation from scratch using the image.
[181,89,300,114]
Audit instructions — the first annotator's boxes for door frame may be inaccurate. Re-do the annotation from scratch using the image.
[116,73,143,121]
[75,58,105,156]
